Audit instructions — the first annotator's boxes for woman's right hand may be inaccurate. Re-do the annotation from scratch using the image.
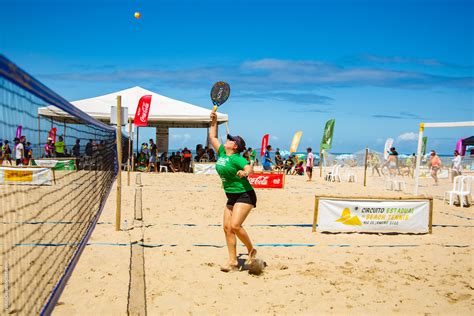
[210,111,217,122]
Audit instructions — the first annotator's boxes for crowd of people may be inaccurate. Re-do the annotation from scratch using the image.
[0,135,33,166]
[368,146,467,185]
[134,140,220,173]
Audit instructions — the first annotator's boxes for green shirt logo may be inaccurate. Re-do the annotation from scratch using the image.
[215,145,253,193]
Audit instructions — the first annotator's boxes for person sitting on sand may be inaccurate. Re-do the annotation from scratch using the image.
[294,161,304,175]
[274,151,284,171]
[209,111,257,273]
[284,156,295,174]
[137,151,148,169]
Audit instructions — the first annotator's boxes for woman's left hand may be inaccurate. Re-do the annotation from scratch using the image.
[236,170,248,178]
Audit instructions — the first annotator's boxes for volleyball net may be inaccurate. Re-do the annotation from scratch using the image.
[0,55,125,315]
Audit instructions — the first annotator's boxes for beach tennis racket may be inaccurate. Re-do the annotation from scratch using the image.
[210,81,230,112]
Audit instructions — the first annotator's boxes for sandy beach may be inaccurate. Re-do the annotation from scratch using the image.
[51,170,473,315]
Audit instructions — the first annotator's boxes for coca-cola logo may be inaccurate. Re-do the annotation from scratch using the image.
[248,176,269,185]
[139,102,150,122]
[273,179,281,184]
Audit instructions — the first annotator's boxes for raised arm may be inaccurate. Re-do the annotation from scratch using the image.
[209,111,220,152]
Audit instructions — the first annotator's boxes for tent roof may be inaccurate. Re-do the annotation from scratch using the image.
[462,136,474,146]
[38,86,228,128]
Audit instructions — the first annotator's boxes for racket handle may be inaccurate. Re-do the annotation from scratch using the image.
[213,105,217,112]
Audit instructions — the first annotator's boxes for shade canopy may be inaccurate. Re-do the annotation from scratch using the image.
[38,86,228,128]
[462,136,474,146]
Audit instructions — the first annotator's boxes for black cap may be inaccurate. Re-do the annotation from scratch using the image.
[227,134,246,153]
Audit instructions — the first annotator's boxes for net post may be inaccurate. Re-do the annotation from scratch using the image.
[363,147,368,187]
[127,118,132,186]
[116,95,122,231]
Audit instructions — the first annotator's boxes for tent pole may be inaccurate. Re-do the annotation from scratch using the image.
[225,122,230,135]
[413,123,424,195]
[319,149,323,177]
[136,127,139,155]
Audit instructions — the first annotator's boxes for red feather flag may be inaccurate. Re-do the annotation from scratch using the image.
[134,95,152,127]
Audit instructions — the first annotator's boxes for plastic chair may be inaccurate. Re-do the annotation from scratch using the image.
[159,165,168,173]
[328,165,341,182]
[454,176,473,207]
[384,175,406,191]
[444,176,463,206]
[345,168,357,182]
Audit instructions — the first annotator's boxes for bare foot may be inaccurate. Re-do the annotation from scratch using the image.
[245,248,257,265]
[220,261,238,272]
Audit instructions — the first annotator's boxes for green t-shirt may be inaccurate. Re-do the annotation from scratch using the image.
[250,150,257,160]
[216,145,253,193]
[55,141,65,154]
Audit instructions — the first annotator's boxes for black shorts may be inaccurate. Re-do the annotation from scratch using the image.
[226,190,257,207]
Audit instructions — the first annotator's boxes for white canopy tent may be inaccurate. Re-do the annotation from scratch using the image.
[413,121,474,195]
[38,86,229,152]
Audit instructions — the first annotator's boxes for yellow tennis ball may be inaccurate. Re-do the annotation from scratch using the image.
[134,12,141,19]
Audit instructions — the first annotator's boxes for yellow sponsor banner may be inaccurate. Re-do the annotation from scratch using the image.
[0,167,53,185]
[289,131,303,153]
[5,170,33,182]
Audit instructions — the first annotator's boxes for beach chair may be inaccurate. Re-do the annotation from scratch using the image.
[444,176,463,206]
[327,165,341,182]
[445,176,472,207]
[384,175,406,191]
[344,168,358,183]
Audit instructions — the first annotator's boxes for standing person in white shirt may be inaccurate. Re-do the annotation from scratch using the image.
[451,150,462,181]
[306,147,315,182]
[14,137,24,166]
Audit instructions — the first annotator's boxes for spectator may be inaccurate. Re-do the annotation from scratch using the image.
[429,150,442,185]
[147,139,158,172]
[452,150,462,181]
[85,139,93,156]
[306,147,314,181]
[45,137,54,158]
[72,139,81,169]
[294,161,304,175]
[55,136,66,157]
[14,137,24,166]
[1,139,12,165]
[262,145,273,171]
[182,147,192,172]
[24,141,32,165]
[284,155,295,174]
[249,147,257,165]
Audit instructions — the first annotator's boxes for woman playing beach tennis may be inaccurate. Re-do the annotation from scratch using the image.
[209,111,257,272]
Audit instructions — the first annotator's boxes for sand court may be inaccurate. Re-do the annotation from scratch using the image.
[53,171,473,315]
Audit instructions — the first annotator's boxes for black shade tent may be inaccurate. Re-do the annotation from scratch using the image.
[462,136,474,146]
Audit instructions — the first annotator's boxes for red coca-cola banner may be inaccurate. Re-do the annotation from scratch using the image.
[48,127,57,142]
[134,95,152,127]
[248,173,285,189]
[260,134,269,156]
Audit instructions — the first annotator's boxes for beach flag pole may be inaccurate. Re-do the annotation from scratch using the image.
[116,95,122,231]
[319,149,323,177]
[363,147,368,186]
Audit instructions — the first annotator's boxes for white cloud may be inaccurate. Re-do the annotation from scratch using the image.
[172,133,191,142]
[271,135,279,141]
[397,132,418,142]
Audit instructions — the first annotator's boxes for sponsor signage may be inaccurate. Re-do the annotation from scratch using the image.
[313,195,432,234]
[248,173,285,189]
[0,167,53,185]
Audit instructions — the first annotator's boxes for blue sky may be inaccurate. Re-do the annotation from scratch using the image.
[1,0,473,153]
